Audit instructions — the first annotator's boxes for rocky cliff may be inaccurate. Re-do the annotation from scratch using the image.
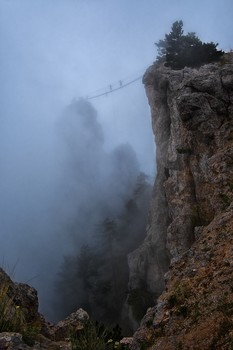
[129,53,233,349]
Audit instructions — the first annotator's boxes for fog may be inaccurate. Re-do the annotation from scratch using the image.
[0,0,232,321]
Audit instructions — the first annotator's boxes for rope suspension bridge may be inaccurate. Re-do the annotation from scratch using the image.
[86,76,143,100]
[82,64,151,100]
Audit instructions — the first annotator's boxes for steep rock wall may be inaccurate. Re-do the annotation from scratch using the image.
[128,54,233,347]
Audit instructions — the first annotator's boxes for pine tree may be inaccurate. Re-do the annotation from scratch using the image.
[155,20,224,69]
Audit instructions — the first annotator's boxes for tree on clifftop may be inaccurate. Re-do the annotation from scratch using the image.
[155,20,224,69]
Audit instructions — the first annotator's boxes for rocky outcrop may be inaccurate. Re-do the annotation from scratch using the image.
[0,332,72,350]
[0,268,88,349]
[52,308,89,341]
[132,204,233,349]
[0,267,46,334]
[129,53,233,348]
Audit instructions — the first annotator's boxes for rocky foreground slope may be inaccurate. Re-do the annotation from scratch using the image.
[0,267,90,349]
[129,53,233,349]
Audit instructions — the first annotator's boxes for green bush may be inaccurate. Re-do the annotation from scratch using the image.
[71,321,129,350]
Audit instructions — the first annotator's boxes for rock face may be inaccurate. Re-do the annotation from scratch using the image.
[129,53,233,348]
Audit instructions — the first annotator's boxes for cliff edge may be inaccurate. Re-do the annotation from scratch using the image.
[129,53,233,349]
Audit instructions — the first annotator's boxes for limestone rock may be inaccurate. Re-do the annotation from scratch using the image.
[0,268,44,333]
[129,53,233,348]
[0,333,27,350]
[0,332,73,350]
[52,308,89,341]
[0,268,88,349]
[131,204,233,349]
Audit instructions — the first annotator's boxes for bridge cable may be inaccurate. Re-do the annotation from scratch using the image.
[85,75,143,100]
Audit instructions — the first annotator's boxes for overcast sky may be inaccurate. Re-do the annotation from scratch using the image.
[0,0,232,320]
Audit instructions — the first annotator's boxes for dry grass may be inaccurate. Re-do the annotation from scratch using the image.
[0,281,24,332]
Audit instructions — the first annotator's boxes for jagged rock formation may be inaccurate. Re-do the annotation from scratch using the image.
[0,268,89,349]
[129,53,233,349]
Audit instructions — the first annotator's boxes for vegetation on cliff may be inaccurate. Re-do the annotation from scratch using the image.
[155,20,224,69]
